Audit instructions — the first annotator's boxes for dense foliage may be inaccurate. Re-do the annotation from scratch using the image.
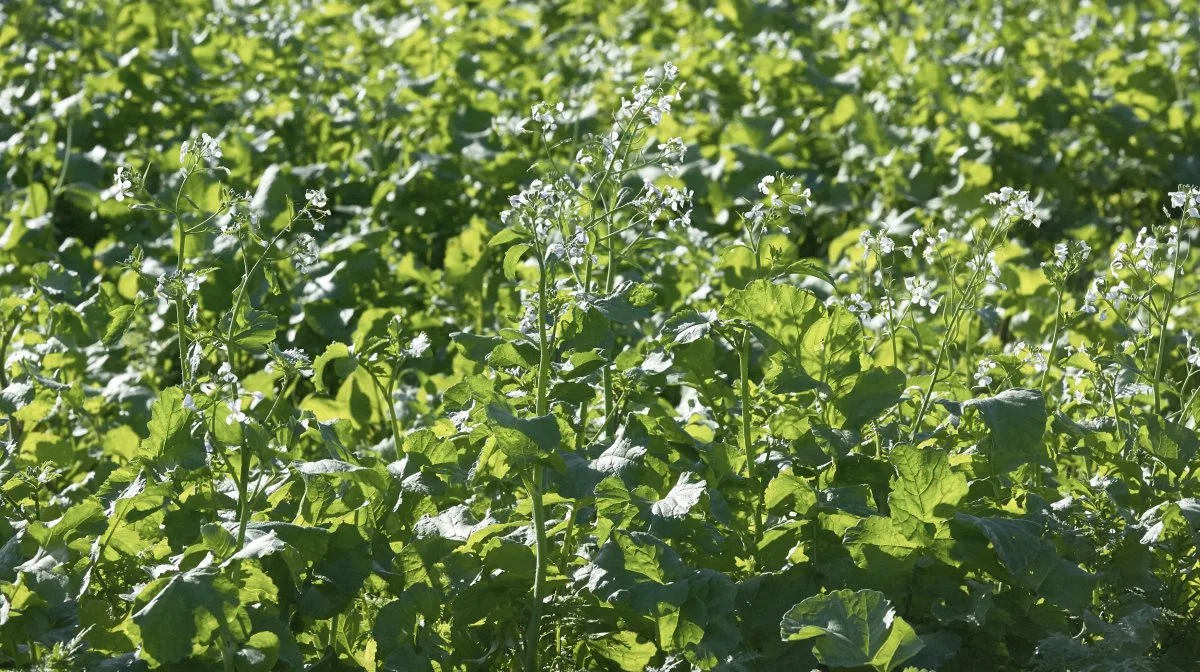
[3,1,1200,670]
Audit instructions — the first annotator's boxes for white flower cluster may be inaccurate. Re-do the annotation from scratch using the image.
[155,271,202,302]
[180,132,223,166]
[305,188,331,231]
[405,332,431,358]
[531,101,565,135]
[966,251,1003,288]
[843,292,872,317]
[745,174,811,236]
[1080,277,1103,316]
[1006,340,1047,373]
[1111,227,1171,273]
[657,137,686,165]
[620,62,683,126]
[907,227,951,264]
[113,167,134,202]
[546,227,593,268]
[501,178,576,237]
[1168,185,1200,218]
[293,233,319,272]
[984,187,1041,228]
[1043,239,1091,285]
[974,357,998,386]
[634,180,694,230]
[904,275,940,313]
[859,229,895,257]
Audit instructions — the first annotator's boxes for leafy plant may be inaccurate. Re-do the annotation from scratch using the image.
[4,1,1200,670]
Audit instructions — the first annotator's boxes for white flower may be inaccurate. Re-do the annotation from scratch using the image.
[657,137,686,163]
[225,398,250,426]
[306,188,327,209]
[1054,243,1068,264]
[904,276,939,313]
[180,132,223,166]
[663,62,679,82]
[1168,186,1199,213]
[758,175,776,195]
[182,393,198,412]
[217,362,238,384]
[113,167,134,202]
[531,102,562,133]
[844,293,872,316]
[199,132,222,160]
[974,358,997,387]
[984,187,1041,227]
[405,332,431,358]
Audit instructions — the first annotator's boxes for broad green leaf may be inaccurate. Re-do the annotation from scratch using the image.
[450,331,504,362]
[781,588,923,671]
[961,388,1048,474]
[294,458,387,491]
[765,468,817,517]
[1138,416,1198,475]
[888,444,967,543]
[836,367,905,429]
[130,567,242,666]
[0,380,33,414]
[649,473,706,520]
[137,387,205,469]
[588,282,656,324]
[221,307,278,350]
[664,310,716,345]
[485,403,560,459]
[720,280,823,351]
[503,243,530,280]
[588,631,658,670]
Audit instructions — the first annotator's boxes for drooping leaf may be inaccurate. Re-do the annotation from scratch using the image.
[836,367,905,429]
[961,388,1048,473]
[485,403,560,460]
[649,473,706,520]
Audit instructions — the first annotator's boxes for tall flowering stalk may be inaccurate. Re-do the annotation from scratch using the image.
[908,188,1041,440]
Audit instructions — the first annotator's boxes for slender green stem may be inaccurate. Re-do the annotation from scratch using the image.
[1041,288,1064,395]
[234,433,251,549]
[0,311,23,388]
[601,213,617,439]
[1152,228,1185,414]
[907,221,1006,440]
[908,276,979,441]
[367,368,403,453]
[226,225,293,550]
[738,330,762,559]
[175,299,189,386]
[524,252,553,672]
[174,170,192,386]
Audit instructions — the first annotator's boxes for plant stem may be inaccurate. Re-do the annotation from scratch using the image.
[738,330,763,560]
[601,212,617,439]
[524,253,552,672]
[174,170,191,387]
[1040,288,1064,395]
[367,369,403,454]
[908,243,993,440]
[1153,230,1184,414]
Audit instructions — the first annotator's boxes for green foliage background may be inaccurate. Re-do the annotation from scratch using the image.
[3,1,1200,671]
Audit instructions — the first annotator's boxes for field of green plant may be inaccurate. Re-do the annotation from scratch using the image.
[4,1,1200,670]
